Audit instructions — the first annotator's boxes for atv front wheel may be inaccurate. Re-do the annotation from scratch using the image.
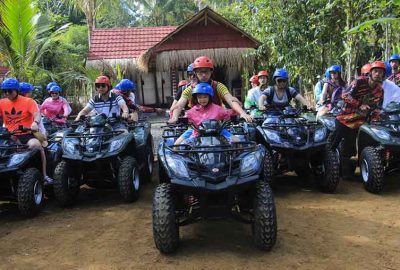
[53,160,80,207]
[140,137,154,183]
[118,155,140,202]
[360,147,384,193]
[18,168,43,218]
[263,150,275,186]
[252,181,277,251]
[152,183,179,254]
[317,149,340,193]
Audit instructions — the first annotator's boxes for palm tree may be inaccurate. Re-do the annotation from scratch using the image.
[0,0,68,82]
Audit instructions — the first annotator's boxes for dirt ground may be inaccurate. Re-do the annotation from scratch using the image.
[1,119,400,270]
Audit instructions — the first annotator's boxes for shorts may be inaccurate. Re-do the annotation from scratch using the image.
[15,134,36,144]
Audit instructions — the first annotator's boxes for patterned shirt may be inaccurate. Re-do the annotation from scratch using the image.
[336,78,383,129]
[387,72,400,87]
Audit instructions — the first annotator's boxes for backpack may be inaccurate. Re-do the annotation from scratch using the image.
[326,81,344,106]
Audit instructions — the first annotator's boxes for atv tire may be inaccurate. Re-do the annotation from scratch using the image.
[118,155,140,202]
[317,149,340,193]
[360,147,384,193]
[140,137,154,183]
[18,168,43,218]
[152,183,179,254]
[252,181,277,251]
[263,150,275,187]
[158,160,170,184]
[53,160,80,207]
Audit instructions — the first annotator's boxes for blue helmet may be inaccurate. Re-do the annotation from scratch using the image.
[192,82,214,97]
[50,85,62,93]
[119,79,136,92]
[19,82,34,94]
[1,78,20,90]
[325,68,330,78]
[328,65,341,73]
[385,61,392,77]
[115,83,121,90]
[389,54,400,63]
[46,81,59,91]
[273,68,288,80]
[187,63,194,73]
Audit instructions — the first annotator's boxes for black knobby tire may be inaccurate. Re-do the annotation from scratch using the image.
[118,155,140,202]
[360,147,384,193]
[152,183,179,254]
[318,149,340,193]
[252,181,277,251]
[140,137,154,183]
[18,168,44,218]
[158,159,170,184]
[53,160,80,207]
[263,150,275,187]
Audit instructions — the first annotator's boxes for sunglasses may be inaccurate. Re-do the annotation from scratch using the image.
[276,79,287,83]
[50,92,59,95]
[95,83,108,88]
[3,89,15,94]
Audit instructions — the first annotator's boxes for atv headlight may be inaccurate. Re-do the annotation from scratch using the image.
[8,153,29,167]
[371,128,391,141]
[264,129,282,144]
[63,138,79,155]
[321,118,335,131]
[109,138,125,152]
[240,151,263,177]
[52,131,64,142]
[166,155,190,179]
[314,128,327,142]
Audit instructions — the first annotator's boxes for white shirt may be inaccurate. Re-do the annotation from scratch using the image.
[245,87,262,109]
[383,79,400,108]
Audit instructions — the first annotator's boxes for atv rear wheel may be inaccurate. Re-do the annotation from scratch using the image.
[152,183,179,254]
[360,147,384,193]
[18,168,43,218]
[263,150,275,186]
[317,149,340,193]
[140,137,154,183]
[118,155,140,202]
[252,181,277,251]
[53,160,80,207]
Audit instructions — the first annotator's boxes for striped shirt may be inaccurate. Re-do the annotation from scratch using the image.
[336,78,383,129]
[387,72,400,87]
[87,91,126,117]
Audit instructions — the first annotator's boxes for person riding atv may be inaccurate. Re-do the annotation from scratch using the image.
[154,117,277,253]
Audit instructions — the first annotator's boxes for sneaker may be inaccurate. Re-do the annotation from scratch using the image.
[44,176,54,185]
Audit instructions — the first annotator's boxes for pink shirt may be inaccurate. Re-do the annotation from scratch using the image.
[40,98,70,124]
[187,103,233,127]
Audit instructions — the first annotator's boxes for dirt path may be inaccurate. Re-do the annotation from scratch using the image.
[1,171,399,270]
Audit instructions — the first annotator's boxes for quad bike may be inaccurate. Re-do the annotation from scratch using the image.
[0,125,44,217]
[53,113,152,206]
[153,118,277,253]
[358,101,400,193]
[254,105,340,193]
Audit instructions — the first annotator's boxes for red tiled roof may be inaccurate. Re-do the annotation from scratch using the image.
[88,26,177,60]
[0,66,9,78]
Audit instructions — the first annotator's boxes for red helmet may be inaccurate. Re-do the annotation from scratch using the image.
[360,63,371,76]
[249,75,259,85]
[95,75,111,86]
[257,70,268,77]
[193,56,214,70]
[178,80,188,88]
[370,61,386,72]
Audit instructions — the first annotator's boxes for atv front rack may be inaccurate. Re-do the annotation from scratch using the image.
[166,141,257,154]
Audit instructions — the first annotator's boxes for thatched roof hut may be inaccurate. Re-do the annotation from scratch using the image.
[87,7,261,106]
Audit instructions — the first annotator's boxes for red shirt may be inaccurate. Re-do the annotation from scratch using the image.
[0,96,38,132]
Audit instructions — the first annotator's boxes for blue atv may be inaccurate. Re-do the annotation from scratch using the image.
[0,125,44,217]
[153,118,277,253]
[358,102,400,193]
[253,106,340,193]
[53,114,153,206]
